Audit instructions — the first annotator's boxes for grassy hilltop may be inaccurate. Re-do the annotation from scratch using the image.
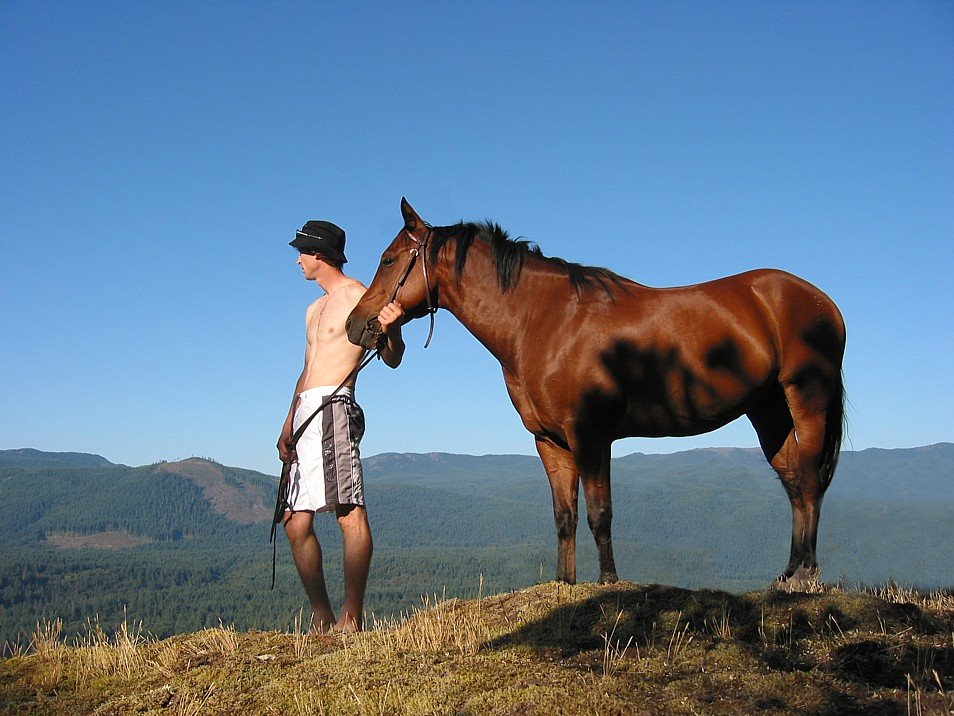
[2,580,952,715]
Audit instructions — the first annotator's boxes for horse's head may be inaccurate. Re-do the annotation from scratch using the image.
[346,198,438,350]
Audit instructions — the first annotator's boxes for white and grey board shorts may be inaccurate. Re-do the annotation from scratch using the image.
[287,385,366,513]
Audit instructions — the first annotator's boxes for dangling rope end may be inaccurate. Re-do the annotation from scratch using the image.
[423,310,436,349]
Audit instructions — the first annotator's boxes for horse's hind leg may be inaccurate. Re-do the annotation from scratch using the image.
[535,437,580,584]
[748,383,832,584]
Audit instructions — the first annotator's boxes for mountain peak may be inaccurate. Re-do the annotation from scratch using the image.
[156,459,270,524]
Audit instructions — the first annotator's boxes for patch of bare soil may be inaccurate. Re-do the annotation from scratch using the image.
[45,531,152,550]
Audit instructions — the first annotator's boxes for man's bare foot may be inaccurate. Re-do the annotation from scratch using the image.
[309,614,336,635]
[335,615,361,633]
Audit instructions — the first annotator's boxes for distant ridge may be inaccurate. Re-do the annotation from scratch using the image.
[4,443,951,472]
[0,448,114,468]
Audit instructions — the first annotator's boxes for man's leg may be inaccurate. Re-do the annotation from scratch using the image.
[336,505,373,632]
[284,511,336,633]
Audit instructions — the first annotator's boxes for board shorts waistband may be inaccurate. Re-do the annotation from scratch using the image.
[299,385,353,400]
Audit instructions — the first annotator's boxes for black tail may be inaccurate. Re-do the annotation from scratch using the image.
[819,373,845,491]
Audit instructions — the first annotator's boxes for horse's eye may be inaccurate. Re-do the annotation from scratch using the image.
[381,257,396,267]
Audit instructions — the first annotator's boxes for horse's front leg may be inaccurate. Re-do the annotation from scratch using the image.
[535,437,579,584]
[576,442,619,584]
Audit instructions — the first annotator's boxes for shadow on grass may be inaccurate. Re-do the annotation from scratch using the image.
[485,584,758,654]
[483,582,953,703]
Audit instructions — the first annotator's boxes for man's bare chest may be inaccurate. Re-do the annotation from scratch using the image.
[307,290,358,342]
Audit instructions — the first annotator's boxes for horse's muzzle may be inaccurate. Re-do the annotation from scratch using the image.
[345,314,381,350]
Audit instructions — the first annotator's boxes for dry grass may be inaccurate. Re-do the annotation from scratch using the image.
[1,580,952,715]
[706,601,734,640]
[29,618,66,691]
[343,588,493,662]
[664,611,694,667]
[71,613,150,689]
[869,579,954,614]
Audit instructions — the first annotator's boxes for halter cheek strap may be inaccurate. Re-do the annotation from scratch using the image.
[380,229,437,348]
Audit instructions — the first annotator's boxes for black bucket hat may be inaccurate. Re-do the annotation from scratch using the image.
[290,220,348,264]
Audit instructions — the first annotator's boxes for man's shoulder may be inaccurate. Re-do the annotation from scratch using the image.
[340,281,367,306]
[304,295,326,321]
[306,296,325,312]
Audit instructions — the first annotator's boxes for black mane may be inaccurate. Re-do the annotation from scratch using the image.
[428,221,625,294]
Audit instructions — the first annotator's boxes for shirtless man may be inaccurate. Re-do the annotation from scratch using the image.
[277,219,405,633]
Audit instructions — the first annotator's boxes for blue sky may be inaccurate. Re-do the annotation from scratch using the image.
[2,2,952,474]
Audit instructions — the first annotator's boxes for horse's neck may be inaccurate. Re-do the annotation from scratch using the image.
[435,242,555,372]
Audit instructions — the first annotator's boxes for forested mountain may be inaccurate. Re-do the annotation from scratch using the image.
[0,448,113,469]
[1,445,951,646]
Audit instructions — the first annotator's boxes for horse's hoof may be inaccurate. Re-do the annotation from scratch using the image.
[598,573,620,585]
[773,566,820,592]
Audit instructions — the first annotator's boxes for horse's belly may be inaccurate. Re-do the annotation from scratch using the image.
[588,319,773,439]
[605,364,760,439]
[619,402,748,439]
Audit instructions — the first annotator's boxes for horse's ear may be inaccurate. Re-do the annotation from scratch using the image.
[401,197,424,234]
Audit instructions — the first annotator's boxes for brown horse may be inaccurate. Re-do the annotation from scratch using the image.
[347,199,846,586]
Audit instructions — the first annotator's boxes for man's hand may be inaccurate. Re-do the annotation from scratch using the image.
[377,300,405,335]
[376,300,406,368]
[277,429,296,464]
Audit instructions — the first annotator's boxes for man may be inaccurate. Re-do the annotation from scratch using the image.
[277,219,405,633]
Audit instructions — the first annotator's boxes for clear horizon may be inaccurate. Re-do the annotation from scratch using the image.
[4,442,951,474]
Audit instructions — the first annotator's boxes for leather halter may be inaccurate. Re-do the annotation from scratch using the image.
[379,226,438,348]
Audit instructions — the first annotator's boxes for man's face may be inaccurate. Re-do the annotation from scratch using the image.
[297,250,324,280]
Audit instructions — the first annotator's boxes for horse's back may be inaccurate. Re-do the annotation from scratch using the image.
[632,268,845,359]
[660,268,839,315]
[745,269,843,319]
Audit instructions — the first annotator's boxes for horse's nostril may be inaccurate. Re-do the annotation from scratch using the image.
[345,317,353,332]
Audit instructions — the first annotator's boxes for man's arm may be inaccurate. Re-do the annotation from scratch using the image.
[277,301,319,462]
[376,300,406,369]
[277,363,306,463]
